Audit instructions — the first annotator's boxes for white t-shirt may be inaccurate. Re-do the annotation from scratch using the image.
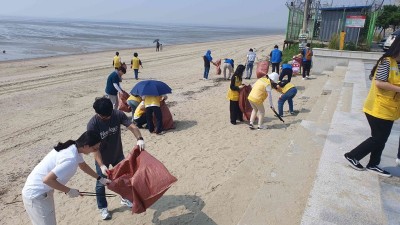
[247,52,256,62]
[22,144,84,199]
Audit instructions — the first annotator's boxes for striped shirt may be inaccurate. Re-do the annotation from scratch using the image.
[375,58,400,81]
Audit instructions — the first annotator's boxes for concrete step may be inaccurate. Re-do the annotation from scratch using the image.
[236,66,348,225]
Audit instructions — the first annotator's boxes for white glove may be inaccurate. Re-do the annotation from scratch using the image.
[137,139,145,151]
[99,177,112,185]
[66,188,80,198]
[100,165,109,177]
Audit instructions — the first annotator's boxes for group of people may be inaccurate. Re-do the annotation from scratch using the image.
[22,50,173,224]
[112,51,143,80]
[22,95,146,223]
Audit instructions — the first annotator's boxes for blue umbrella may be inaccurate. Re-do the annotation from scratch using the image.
[130,80,172,96]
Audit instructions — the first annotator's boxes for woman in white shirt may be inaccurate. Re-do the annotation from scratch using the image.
[22,130,111,225]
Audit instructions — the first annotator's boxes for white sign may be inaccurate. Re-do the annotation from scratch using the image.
[345,15,366,28]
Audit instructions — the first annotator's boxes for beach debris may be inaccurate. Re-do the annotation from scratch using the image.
[38,65,48,68]
[2,50,5,54]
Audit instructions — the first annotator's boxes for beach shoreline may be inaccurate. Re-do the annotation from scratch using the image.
[0,35,325,225]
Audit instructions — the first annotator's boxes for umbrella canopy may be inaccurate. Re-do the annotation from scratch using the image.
[131,80,172,96]
[153,39,160,43]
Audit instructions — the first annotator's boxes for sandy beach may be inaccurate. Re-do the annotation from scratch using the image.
[0,35,331,225]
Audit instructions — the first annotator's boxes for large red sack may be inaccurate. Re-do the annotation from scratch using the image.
[152,100,175,133]
[239,85,253,121]
[107,146,177,214]
[118,91,131,112]
[256,61,269,78]
[215,59,221,75]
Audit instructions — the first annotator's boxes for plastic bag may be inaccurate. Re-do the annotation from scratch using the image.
[107,146,177,214]
[256,61,269,78]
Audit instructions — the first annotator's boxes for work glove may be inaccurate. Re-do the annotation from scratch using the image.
[99,177,111,185]
[100,165,109,177]
[137,139,145,151]
[66,188,81,198]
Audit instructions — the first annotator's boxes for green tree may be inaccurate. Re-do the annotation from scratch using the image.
[376,5,400,36]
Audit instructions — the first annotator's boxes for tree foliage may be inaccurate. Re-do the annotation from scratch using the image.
[376,5,400,35]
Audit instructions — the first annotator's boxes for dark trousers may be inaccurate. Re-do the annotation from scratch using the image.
[134,115,147,128]
[95,154,124,209]
[146,106,163,133]
[302,61,311,78]
[347,113,394,166]
[271,63,280,74]
[230,100,243,124]
[279,68,293,82]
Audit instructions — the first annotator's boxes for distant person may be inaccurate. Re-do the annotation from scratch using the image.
[227,65,245,125]
[203,50,216,80]
[245,48,257,79]
[301,43,313,80]
[105,66,126,110]
[279,63,293,82]
[269,72,298,117]
[87,97,145,220]
[270,45,283,74]
[156,41,160,52]
[223,58,234,80]
[344,36,400,177]
[2,50,5,54]
[131,52,143,80]
[113,52,122,70]
[22,131,111,225]
[247,72,275,130]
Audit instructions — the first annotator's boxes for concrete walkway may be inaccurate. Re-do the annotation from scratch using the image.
[301,60,400,225]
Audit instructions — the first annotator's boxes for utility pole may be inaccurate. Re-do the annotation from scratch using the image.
[299,0,311,49]
[302,0,311,34]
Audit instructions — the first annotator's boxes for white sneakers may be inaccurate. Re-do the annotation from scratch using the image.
[120,198,133,208]
[100,208,111,220]
[99,199,133,220]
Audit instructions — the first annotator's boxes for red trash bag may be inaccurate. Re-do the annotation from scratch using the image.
[118,91,131,112]
[107,146,178,214]
[152,100,175,132]
[256,61,269,78]
[215,59,221,75]
[239,85,253,121]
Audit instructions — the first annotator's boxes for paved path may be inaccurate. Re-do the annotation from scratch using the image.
[301,60,400,225]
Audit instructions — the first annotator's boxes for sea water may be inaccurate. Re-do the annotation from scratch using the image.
[0,17,284,62]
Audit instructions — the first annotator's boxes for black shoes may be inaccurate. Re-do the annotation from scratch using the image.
[344,153,365,171]
[366,165,391,177]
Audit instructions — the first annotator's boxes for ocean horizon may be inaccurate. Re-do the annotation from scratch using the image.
[0,17,285,62]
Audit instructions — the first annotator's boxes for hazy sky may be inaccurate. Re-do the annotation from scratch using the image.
[0,0,289,28]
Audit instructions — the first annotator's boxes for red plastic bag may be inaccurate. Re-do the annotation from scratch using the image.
[215,59,221,75]
[239,85,253,121]
[107,146,177,214]
[118,91,131,112]
[256,61,269,78]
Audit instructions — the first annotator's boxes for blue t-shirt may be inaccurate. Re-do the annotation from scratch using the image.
[105,71,120,95]
[224,59,234,67]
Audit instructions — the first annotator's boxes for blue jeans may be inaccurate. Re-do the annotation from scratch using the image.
[203,67,210,79]
[127,100,140,120]
[246,62,254,78]
[95,154,125,209]
[278,87,297,116]
[133,69,139,80]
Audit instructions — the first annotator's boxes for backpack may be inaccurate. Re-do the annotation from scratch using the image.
[305,49,313,61]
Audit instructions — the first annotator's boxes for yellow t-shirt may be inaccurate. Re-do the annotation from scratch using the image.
[113,56,121,68]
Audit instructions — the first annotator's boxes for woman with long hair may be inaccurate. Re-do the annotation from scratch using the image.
[344,37,400,177]
[227,64,245,124]
[22,131,111,225]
